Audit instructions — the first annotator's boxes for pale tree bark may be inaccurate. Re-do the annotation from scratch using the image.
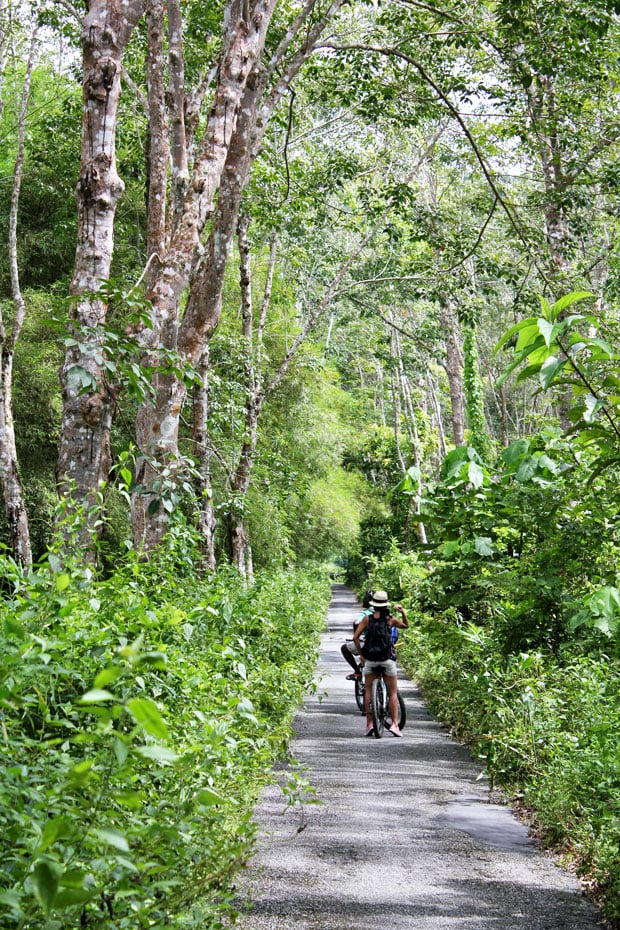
[145,0,169,290]
[132,0,346,552]
[426,369,447,463]
[56,0,145,553]
[438,295,465,447]
[0,20,37,566]
[192,347,217,572]
[389,319,427,545]
[0,0,6,123]
[131,0,279,550]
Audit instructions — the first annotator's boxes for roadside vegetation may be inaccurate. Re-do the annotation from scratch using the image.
[0,530,330,929]
[3,1,620,927]
[361,435,620,925]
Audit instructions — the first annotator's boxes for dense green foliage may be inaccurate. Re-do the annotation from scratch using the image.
[0,540,330,928]
[365,422,620,923]
[3,1,620,926]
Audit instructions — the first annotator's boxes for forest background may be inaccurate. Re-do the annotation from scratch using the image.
[1,0,620,927]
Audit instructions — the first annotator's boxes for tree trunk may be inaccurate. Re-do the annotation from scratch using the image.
[56,0,144,553]
[132,1,277,551]
[133,0,346,552]
[0,23,38,567]
[439,296,465,447]
[192,348,217,571]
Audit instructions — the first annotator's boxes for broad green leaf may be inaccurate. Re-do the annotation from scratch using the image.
[493,316,537,352]
[55,573,71,592]
[39,817,73,852]
[93,826,130,852]
[502,438,530,466]
[582,394,600,424]
[196,787,225,806]
[114,736,130,766]
[539,356,567,390]
[539,295,553,321]
[93,667,122,689]
[31,861,60,915]
[515,457,538,482]
[126,697,169,740]
[550,290,594,319]
[80,689,116,703]
[467,461,484,488]
[474,536,494,556]
[536,318,555,347]
[515,322,541,352]
[53,886,97,908]
[136,745,178,763]
[443,540,460,558]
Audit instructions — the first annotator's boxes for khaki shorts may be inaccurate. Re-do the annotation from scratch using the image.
[363,658,397,677]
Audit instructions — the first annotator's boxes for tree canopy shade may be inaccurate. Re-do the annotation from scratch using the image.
[1,0,620,570]
[4,0,620,923]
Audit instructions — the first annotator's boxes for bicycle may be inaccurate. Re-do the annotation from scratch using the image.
[351,666,406,738]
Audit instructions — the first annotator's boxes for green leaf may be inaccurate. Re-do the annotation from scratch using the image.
[501,438,530,466]
[55,573,71,592]
[536,317,555,347]
[539,356,567,390]
[31,861,60,915]
[443,540,460,558]
[80,689,116,703]
[473,536,494,557]
[582,394,600,424]
[126,697,169,740]
[467,461,485,488]
[515,322,542,352]
[135,745,178,763]
[93,826,130,852]
[39,817,73,853]
[93,667,122,689]
[550,290,594,319]
[493,316,537,352]
[196,787,225,806]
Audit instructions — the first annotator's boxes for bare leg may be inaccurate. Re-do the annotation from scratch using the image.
[341,642,361,674]
[364,671,377,729]
[385,674,401,733]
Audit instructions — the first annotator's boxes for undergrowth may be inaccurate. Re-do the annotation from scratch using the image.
[366,546,620,927]
[0,547,330,929]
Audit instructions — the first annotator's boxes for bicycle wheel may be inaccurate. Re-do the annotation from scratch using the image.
[370,678,385,738]
[385,690,406,731]
[354,677,365,714]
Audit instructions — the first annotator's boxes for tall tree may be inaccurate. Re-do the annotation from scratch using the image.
[56,0,145,552]
[0,15,37,565]
[131,0,346,552]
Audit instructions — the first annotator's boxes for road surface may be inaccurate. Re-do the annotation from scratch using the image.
[233,584,603,930]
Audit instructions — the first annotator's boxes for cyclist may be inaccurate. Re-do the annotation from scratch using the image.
[341,589,373,679]
[353,590,409,737]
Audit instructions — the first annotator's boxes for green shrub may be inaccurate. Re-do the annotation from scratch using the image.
[0,552,330,928]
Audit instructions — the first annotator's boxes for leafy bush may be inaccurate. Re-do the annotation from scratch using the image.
[397,610,620,925]
[0,551,330,929]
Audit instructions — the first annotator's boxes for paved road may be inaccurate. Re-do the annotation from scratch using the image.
[233,584,603,929]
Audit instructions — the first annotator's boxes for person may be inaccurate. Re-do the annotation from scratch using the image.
[353,590,409,737]
[341,590,373,679]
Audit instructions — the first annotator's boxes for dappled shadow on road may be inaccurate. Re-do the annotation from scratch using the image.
[242,880,596,930]
[234,584,602,930]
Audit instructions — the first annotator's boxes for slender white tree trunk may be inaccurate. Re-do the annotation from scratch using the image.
[439,296,465,447]
[56,0,144,553]
[133,0,346,552]
[0,22,37,566]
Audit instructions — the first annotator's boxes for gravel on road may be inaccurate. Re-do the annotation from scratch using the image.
[233,584,604,930]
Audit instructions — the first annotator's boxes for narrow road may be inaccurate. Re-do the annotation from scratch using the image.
[233,585,603,929]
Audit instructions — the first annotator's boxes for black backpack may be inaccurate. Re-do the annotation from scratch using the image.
[361,613,392,662]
